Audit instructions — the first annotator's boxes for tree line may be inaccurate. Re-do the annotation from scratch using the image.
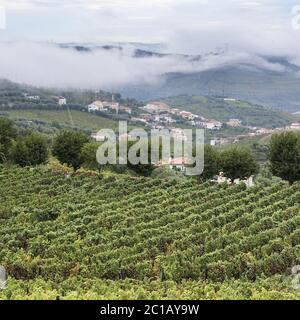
[1,117,300,184]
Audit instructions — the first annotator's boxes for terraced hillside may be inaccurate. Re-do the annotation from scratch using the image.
[0,167,300,299]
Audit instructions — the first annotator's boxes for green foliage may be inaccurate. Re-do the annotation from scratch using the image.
[1,276,300,300]
[151,166,185,181]
[268,131,300,185]
[81,142,102,172]
[52,129,89,171]
[255,165,282,186]
[0,118,16,162]
[7,109,120,132]
[200,145,220,180]
[220,146,259,181]
[11,134,48,167]
[126,140,155,176]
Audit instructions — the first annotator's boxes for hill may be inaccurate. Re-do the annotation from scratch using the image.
[120,66,300,113]
[0,167,300,299]
[0,78,139,109]
[63,43,300,113]
[160,95,293,129]
[1,78,295,131]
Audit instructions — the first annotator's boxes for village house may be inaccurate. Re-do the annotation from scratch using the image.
[170,108,182,116]
[210,139,217,146]
[23,93,40,101]
[188,120,196,126]
[170,128,188,141]
[131,117,148,124]
[234,176,255,188]
[88,100,130,114]
[226,119,242,127]
[216,172,231,184]
[168,157,189,172]
[119,133,132,140]
[88,101,106,112]
[245,125,258,131]
[211,139,231,146]
[203,120,223,130]
[179,111,197,121]
[256,128,274,135]
[119,106,132,114]
[28,95,40,101]
[224,98,237,102]
[143,101,170,114]
[153,114,162,122]
[151,124,165,130]
[155,157,190,173]
[195,120,205,128]
[139,114,154,122]
[91,132,107,142]
[289,122,300,130]
[161,115,177,124]
[103,101,120,111]
[215,172,254,188]
[58,97,67,105]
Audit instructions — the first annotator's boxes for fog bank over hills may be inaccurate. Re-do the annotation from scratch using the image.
[1,41,300,112]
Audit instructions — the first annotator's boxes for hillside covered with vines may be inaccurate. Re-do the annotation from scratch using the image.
[0,166,300,299]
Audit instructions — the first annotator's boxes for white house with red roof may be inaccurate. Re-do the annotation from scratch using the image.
[143,101,170,114]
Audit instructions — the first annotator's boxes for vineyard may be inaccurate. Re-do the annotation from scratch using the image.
[0,166,300,299]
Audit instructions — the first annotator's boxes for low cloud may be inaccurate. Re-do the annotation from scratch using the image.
[0,41,288,90]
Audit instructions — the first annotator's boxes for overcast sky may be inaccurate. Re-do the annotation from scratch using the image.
[0,0,300,55]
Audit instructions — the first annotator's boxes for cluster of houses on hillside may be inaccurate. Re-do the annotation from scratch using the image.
[87,98,300,148]
[87,99,247,131]
[210,122,300,146]
[135,101,224,130]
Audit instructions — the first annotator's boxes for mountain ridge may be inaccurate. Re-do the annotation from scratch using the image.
[59,43,300,112]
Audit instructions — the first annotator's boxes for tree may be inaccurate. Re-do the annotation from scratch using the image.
[52,130,89,171]
[12,134,48,167]
[268,131,300,184]
[81,142,102,172]
[151,166,185,180]
[0,118,16,163]
[220,146,258,181]
[199,145,220,181]
[126,140,155,176]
